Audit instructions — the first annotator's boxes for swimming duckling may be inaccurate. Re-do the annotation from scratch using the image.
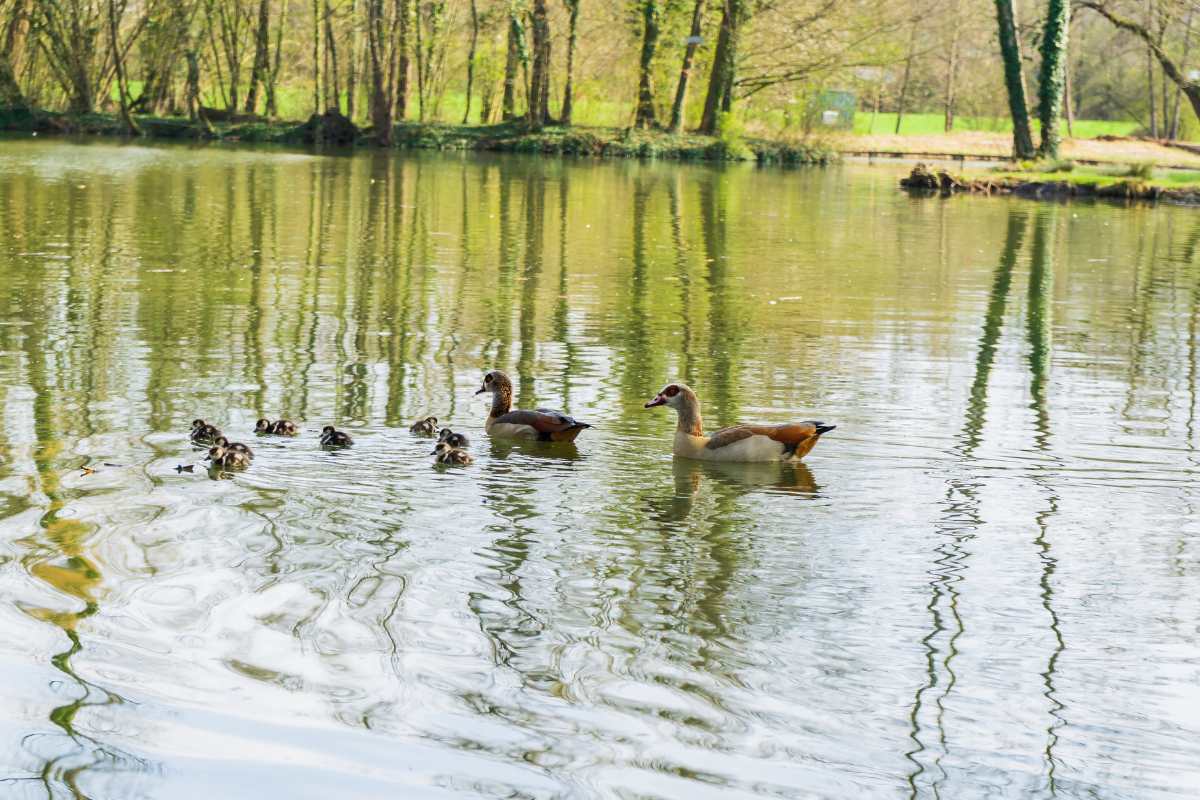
[319,425,354,447]
[214,436,254,459]
[190,419,222,444]
[437,428,470,449]
[410,415,439,435]
[256,418,298,436]
[206,445,251,469]
[432,442,473,466]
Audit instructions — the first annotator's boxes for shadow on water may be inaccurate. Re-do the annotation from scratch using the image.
[906,209,1028,796]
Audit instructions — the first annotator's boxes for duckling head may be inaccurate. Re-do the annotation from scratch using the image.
[321,425,335,437]
[192,419,206,430]
[205,445,226,462]
[214,435,230,447]
[431,442,450,457]
[255,418,272,433]
[437,428,453,442]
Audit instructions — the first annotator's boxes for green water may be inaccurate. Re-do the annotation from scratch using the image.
[1,140,1198,799]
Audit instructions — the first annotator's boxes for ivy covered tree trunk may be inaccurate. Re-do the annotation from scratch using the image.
[634,0,661,128]
[993,0,1036,159]
[561,0,579,124]
[669,0,705,133]
[699,0,741,135]
[1037,0,1070,157]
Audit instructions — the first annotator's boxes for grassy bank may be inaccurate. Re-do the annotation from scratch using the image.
[900,161,1200,204]
[0,107,836,165]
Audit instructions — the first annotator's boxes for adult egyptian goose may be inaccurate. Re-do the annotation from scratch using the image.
[644,383,834,462]
[475,370,592,442]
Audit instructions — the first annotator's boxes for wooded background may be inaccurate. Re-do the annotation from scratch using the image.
[0,0,1197,153]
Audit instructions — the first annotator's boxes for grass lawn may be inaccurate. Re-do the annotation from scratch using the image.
[854,111,1139,138]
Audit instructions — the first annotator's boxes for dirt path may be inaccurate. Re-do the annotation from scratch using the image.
[838,131,1200,169]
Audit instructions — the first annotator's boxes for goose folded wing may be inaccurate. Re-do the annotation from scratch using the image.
[495,409,588,433]
[705,422,823,450]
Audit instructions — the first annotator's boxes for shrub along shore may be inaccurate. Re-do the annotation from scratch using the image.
[0,107,836,166]
[899,162,1200,206]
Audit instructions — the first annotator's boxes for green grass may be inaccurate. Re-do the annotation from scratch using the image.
[853,111,1140,139]
[986,162,1200,190]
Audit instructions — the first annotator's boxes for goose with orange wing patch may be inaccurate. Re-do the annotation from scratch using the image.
[645,383,834,462]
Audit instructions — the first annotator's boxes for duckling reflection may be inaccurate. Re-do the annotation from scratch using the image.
[649,458,821,523]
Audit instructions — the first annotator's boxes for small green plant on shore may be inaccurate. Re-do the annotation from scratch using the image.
[1123,161,1156,180]
[716,113,754,161]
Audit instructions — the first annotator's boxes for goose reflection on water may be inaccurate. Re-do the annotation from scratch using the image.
[647,458,822,525]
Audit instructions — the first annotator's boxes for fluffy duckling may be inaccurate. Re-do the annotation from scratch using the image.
[206,444,251,469]
[437,427,470,449]
[644,382,835,462]
[190,419,222,444]
[475,370,592,442]
[409,415,439,435]
[256,418,298,436]
[432,441,473,466]
[319,425,354,447]
[214,436,254,459]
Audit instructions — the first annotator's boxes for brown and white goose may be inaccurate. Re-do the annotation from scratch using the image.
[645,383,834,462]
[475,370,592,442]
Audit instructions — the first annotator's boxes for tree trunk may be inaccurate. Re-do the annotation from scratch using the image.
[463,0,479,123]
[561,0,579,124]
[0,0,29,107]
[502,12,521,120]
[1170,5,1195,139]
[367,0,392,143]
[267,0,290,116]
[244,0,271,113]
[634,0,661,128]
[397,0,410,119]
[107,0,140,135]
[993,0,1036,158]
[347,0,362,120]
[1147,0,1157,137]
[325,0,340,112]
[669,0,705,133]
[312,0,323,112]
[1037,0,1070,158]
[895,17,918,134]
[699,0,739,135]
[943,0,964,132]
[527,0,550,128]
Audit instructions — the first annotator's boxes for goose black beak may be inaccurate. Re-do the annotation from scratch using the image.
[474,386,487,395]
[644,394,665,408]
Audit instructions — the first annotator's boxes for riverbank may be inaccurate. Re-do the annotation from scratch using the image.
[0,106,836,165]
[899,162,1200,205]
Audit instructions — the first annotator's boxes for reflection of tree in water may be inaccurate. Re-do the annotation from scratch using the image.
[515,162,545,408]
[552,169,580,412]
[906,209,1027,796]
[698,170,745,429]
[8,212,144,795]
[668,174,697,387]
[1027,208,1066,793]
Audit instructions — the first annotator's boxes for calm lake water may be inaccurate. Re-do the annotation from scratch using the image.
[0,139,1198,800]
